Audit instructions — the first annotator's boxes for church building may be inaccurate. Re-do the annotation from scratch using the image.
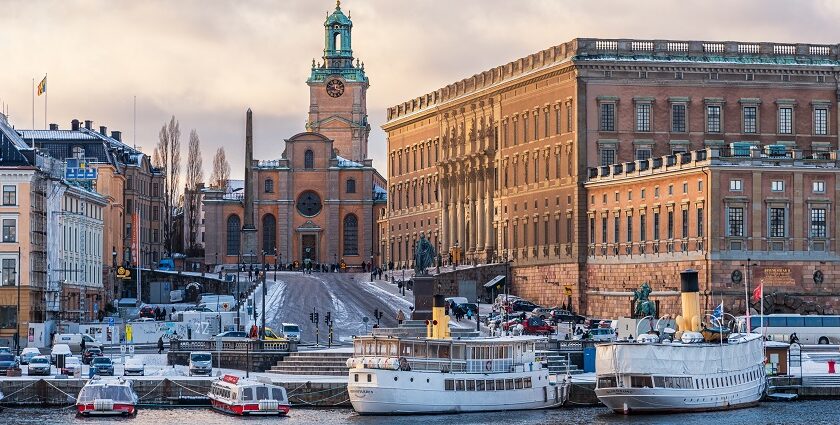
[203,3,386,270]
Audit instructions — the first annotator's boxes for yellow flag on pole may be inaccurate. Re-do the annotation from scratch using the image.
[37,75,47,96]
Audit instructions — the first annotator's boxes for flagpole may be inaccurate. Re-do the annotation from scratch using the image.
[44,73,47,129]
[31,77,34,128]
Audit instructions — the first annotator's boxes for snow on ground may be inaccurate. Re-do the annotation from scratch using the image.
[359,280,413,312]
[312,275,366,337]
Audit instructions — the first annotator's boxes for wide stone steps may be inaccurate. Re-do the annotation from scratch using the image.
[267,350,352,376]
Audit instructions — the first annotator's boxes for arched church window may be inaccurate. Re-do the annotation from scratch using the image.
[346,178,356,193]
[264,178,274,193]
[304,150,314,169]
[262,214,276,253]
[343,214,358,255]
[226,215,241,255]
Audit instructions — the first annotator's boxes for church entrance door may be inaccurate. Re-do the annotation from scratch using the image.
[301,234,317,263]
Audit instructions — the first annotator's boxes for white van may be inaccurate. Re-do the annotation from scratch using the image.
[189,351,213,376]
[52,333,100,354]
[198,295,236,311]
[280,323,301,342]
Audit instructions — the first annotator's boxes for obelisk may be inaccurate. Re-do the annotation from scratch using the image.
[241,108,258,264]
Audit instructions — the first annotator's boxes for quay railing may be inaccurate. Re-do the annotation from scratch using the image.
[169,339,296,352]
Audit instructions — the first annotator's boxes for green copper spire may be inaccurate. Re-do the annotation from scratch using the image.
[308,1,367,83]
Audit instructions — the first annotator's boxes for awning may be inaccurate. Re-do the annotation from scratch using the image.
[484,275,506,288]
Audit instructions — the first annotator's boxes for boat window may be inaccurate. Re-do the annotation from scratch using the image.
[524,377,532,388]
[476,380,485,391]
[662,377,692,389]
[354,374,359,382]
[400,342,413,357]
[455,380,465,391]
[515,378,524,389]
[272,388,284,401]
[444,379,454,391]
[451,344,464,360]
[367,374,372,383]
[505,379,514,390]
[496,379,505,390]
[256,386,269,400]
[630,376,653,388]
[486,380,495,391]
[653,376,664,388]
[597,377,617,388]
[466,380,475,391]
[438,345,451,359]
[415,343,427,358]
[242,387,253,401]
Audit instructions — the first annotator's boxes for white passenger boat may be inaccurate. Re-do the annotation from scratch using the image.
[208,374,290,416]
[347,295,569,415]
[595,270,766,414]
[75,376,139,416]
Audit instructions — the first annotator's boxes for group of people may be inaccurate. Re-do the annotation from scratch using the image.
[149,306,176,321]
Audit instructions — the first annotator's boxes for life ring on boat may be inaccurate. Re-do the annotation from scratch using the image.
[485,360,492,371]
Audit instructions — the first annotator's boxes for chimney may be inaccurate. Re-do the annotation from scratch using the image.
[99,126,107,135]
[111,130,122,141]
[71,119,80,131]
[84,120,93,130]
[49,123,58,131]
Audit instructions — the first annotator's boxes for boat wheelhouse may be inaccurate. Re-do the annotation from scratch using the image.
[75,376,138,416]
[208,374,290,416]
[347,295,569,415]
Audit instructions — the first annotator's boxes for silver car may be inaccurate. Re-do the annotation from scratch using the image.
[27,355,52,376]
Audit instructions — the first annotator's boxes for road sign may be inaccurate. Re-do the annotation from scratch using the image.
[564,285,573,296]
[128,345,135,355]
[362,316,369,323]
[120,345,127,354]
[108,317,115,326]
[125,324,133,342]
[222,302,229,311]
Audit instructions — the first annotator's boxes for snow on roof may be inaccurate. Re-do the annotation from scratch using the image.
[576,54,840,67]
[0,114,31,150]
[336,155,363,168]
[17,129,98,141]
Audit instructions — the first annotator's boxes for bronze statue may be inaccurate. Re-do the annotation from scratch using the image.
[413,234,436,276]
[632,282,656,318]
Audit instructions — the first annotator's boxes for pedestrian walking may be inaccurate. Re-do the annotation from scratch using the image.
[396,309,405,325]
[157,336,164,354]
[80,336,86,352]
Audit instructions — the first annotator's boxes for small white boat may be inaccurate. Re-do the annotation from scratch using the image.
[76,376,139,416]
[208,374,290,416]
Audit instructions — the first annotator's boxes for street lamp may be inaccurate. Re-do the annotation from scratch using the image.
[476,297,481,332]
[273,247,278,280]
[261,250,266,340]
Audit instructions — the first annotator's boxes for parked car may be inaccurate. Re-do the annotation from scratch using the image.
[90,356,115,376]
[0,353,20,375]
[138,305,156,318]
[123,358,145,376]
[50,344,72,364]
[262,327,285,341]
[186,306,214,313]
[132,317,156,322]
[280,323,301,342]
[27,355,52,376]
[585,327,617,342]
[19,347,41,365]
[0,346,11,354]
[444,297,469,309]
[82,347,103,365]
[62,356,82,375]
[189,352,213,376]
[494,294,522,307]
[586,318,614,330]
[52,333,100,354]
[510,300,541,312]
[215,331,248,340]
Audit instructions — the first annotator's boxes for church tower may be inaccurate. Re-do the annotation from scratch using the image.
[306,0,370,161]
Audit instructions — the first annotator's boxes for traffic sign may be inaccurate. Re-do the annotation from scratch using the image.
[362,316,369,323]
[222,302,229,311]
[108,317,115,326]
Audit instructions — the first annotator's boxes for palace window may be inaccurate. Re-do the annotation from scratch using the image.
[600,103,615,131]
[653,213,660,240]
[778,107,793,134]
[589,217,595,244]
[523,115,529,143]
[697,208,704,237]
[811,208,827,238]
[343,214,359,255]
[813,181,825,193]
[567,104,573,132]
[512,120,518,145]
[614,216,620,244]
[728,207,744,237]
[226,215,241,255]
[346,178,356,193]
[743,106,757,133]
[627,216,633,243]
[304,149,314,169]
[262,214,276,252]
[681,209,689,238]
[640,214,647,242]
[769,208,786,238]
[635,147,651,161]
[706,105,721,133]
[1,185,15,206]
[815,108,828,135]
[264,178,274,193]
[534,112,540,140]
[636,103,651,132]
[599,148,616,166]
[771,180,784,192]
[671,104,686,133]
[730,179,743,191]
[667,211,674,239]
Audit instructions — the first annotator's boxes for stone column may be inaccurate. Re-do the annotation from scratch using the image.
[484,167,495,253]
[441,176,449,251]
[454,170,463,249]
[458,171,466,249]
[476,168,486,251]
[449,176,457,252]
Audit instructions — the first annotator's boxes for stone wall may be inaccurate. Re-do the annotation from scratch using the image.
[511,263,583,311]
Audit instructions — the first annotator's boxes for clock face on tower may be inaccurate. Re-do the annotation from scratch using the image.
[326,79,345,98]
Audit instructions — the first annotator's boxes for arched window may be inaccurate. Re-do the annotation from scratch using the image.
[262,214,276,253]
[343,214,358,255]
[334,32,341,50]
[304,150,314,169]
[346,178,356,193]
[264,178,274,193]
[226,215,241,255]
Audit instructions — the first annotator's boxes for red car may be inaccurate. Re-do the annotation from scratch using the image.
[501,317,554,335]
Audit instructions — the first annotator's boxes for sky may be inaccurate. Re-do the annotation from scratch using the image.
[2,0,840,180]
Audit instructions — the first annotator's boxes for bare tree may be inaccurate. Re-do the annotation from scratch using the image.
[185,130,204,252]
[210,147,231,189]
[156,115,182,256]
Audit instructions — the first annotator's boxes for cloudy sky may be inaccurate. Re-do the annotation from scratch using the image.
[2,0,839,179]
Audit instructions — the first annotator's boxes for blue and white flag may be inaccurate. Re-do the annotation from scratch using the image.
[711,302,724,324]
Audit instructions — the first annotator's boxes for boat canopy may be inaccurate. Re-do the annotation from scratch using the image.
[596,333,763,376]
[77,383,136,404]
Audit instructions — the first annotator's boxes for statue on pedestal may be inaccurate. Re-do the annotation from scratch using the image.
[413,235,436,277]
[632,282,656,318]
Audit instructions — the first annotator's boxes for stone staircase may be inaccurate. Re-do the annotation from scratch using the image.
[538,350,583,375]
[268,350,351,376]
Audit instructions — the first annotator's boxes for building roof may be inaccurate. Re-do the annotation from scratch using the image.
[0,113,34,166]
[18,130,98,141]
[336,155,363,168]
[325,2,352,26]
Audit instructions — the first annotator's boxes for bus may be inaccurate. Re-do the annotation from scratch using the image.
[741,314,840,345]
